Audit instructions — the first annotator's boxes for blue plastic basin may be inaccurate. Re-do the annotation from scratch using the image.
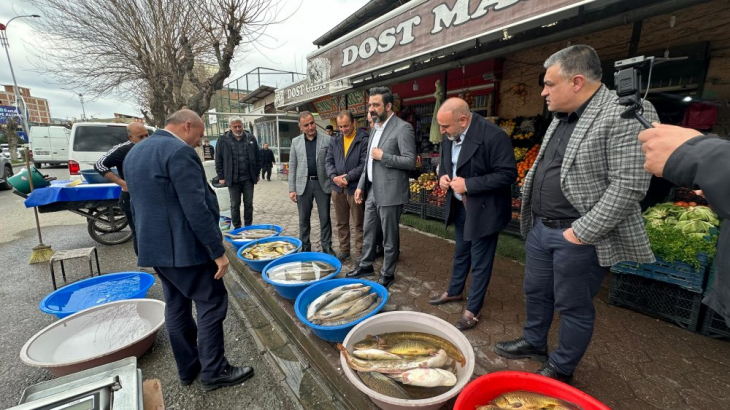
[262,252,341,300]
[237,236,302,272]
[224,224,283,250]
[294,278,388,343]
[39,272,155,319]
[80,169,118,184]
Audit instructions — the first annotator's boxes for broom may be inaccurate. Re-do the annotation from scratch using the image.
[24,147,54,264]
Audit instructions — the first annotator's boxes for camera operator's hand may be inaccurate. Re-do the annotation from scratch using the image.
[639,123,703,177]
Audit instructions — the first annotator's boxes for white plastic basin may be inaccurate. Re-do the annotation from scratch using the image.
[341,311,475,410]
[20,299,165,376]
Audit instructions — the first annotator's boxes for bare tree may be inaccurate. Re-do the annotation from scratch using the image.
[27,0,288,127]
[3,116,20,162]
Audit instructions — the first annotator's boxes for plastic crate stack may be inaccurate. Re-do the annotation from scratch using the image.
[700,262,730,339]
[609,252,714,334]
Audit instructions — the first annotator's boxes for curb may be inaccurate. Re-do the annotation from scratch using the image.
[225,244,376,410]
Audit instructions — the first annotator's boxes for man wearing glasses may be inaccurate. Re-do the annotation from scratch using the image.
[215,117,261,228]
[94,122,149,255]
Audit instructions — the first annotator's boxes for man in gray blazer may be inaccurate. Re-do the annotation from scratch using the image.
[288,111,335,254]
[493,45,658,383]
[346,86,416,288]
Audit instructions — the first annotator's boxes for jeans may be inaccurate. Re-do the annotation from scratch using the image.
[228,179,255,228]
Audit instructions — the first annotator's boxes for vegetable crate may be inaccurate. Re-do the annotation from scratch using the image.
[699,263,730,339]
[611,252,710,294]
[503,219,521,237]
[424,202,446,221]
[699,308,730,339]
[608,272,703,332]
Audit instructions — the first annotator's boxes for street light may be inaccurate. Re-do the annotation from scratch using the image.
[0,14,42,142]
[78,93,86,120]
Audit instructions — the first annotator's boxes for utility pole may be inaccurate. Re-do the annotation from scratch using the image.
[78,93,86,120]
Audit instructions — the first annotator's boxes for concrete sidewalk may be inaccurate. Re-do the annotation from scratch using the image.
[239,178,730,410]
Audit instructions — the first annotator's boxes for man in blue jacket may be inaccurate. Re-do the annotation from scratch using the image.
[124,109,254,391]
[325,110,369,261]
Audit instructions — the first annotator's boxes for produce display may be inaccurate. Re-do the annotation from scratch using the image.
[477,391,582,410]
[224,228,278,241]
[642,202,719,269]
[511,132,534,141]
[240,241,297,260]
[267,261,337,284]
[340,331,466,399]
[499,119,516,136]
[516,144,540,186]
[513,147,529,161]
[428,186,448,207]
[306,283,382,326]
[410,172,438,193]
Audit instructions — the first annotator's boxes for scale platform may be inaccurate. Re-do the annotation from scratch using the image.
[10,357,142,410]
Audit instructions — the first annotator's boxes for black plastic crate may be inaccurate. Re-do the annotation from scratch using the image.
[699,307,730,339]
[608,272,703,332]
[611,253,709,294]
[424,202,446,221]
[404,189,425,217]
[503,219,521,237]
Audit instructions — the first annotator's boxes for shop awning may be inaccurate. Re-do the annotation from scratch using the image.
[240,85,277,105]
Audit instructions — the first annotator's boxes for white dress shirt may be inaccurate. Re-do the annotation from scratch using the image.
[451,125,469,201]
[367,112,395,183]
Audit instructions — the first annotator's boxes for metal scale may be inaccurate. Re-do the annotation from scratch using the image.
[9,358,143,410]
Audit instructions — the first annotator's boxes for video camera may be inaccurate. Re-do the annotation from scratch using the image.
[614,56,654,129]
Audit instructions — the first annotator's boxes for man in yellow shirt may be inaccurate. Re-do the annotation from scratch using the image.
[325,111,369,261]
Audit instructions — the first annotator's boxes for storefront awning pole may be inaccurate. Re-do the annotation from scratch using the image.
[276,116,281,168]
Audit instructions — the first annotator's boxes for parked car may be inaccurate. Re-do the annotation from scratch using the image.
[29,126,71,168]
[0,155,13,190]
[68,123,155,180]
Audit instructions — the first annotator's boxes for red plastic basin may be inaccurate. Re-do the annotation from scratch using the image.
[454,371,610,410]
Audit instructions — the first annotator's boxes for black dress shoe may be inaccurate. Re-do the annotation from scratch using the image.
[377,275,394,289]
[455,310,479,330]
[301,245,312,252]
[346,265,374,278]
[536,361,573,384]
[429,292,463,305]
[337,252,350,261]
[493,337,549,362]
[322,247,337,256]
[201,365,255,392]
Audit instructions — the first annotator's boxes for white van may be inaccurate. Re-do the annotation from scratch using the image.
[29,126,71,168]
[68,123,155,180]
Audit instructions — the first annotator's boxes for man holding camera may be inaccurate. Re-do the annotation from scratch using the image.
[493,45,658,382]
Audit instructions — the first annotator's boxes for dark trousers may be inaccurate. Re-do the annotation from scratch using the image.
[119,191,137,256]
[523,217,607,375]
[297,180,332,251]
[261,166,272,181]
[360,189,402,278]
[155,260,229,382]
[447,199,499,315]
[229,179,255,228]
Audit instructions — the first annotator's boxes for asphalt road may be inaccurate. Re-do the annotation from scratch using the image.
[0,166,296,409]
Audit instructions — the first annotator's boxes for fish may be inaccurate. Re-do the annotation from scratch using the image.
[385,340,439,357]
[475,406,502,410]
[400,384,452,400]
[306,284,365,321]
[352,349,403,361]
[318,297,381,327]
[322,286,372,310]
[311,292,374,323]
[316,294,380,327]
[267,261,337,283]
[224,229,278,240]
[241,241,297,260]
[357,371,412,400]
[354,332,466,367]
[388,368,457,387]
[489,391,583,410]
[339,346,449,374]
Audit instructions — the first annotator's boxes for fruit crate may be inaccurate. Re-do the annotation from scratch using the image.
[424,202,446,221]
[610,252,710,294]
[608,272,703,332]
[503,219,521,237]
[405,188,425,217]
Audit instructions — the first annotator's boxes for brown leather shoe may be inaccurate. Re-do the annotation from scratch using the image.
[429,292,463,305]
[455,310,479,330]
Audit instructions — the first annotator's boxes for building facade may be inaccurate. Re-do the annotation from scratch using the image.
[0,85,51,125]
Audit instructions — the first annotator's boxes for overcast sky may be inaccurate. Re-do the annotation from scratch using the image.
[0,0,368,120]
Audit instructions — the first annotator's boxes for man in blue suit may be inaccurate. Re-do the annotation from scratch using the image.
[124,109,254,391]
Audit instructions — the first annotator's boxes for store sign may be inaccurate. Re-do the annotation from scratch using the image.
[308,0,593,82]
[313,91,368,120]
[275,78,352,109]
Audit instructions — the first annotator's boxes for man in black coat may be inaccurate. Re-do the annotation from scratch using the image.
[640,123,730,328]
[325,110,369,261]
[215,117,261,228]
[260,143,275,181]
[429,98,517,330]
